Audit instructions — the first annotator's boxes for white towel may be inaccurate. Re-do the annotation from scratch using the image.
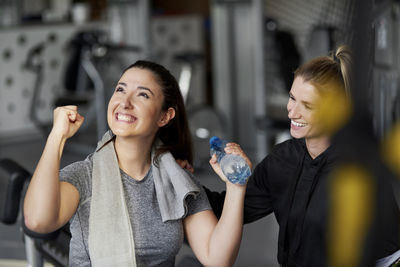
[88,131,200,266]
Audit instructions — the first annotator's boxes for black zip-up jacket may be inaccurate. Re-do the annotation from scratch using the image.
[205,138,400,267]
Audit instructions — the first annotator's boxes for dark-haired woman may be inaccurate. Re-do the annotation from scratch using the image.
[23,60,251,267]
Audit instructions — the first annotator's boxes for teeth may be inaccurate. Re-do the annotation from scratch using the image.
[291,120,307,127]
[117,113,135,122]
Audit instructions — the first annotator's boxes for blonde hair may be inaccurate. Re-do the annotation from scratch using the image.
[294,45,352,97]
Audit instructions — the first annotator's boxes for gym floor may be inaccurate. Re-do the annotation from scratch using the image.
[0,131,279,267]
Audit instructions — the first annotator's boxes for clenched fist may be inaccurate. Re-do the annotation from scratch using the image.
[51,105,85,140]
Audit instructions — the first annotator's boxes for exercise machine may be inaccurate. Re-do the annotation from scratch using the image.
[0,158,70,267]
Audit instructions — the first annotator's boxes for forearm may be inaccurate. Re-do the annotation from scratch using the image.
[207,183,246,266]
[23,131,66,232]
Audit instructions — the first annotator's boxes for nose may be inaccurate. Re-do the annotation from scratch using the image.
[121,93,133,109]
[287,101,300,119]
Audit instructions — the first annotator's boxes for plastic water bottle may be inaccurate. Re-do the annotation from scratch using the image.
[209,136,251,185]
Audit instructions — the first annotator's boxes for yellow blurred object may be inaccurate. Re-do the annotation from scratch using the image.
[312,82,352,136]
[328,164,374,267]
[382,123,400,176]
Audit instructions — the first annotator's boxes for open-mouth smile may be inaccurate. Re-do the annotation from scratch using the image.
[116,112,137,123]
[291,120,307,127]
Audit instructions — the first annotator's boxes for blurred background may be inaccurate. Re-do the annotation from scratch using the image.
[0,0,399,266]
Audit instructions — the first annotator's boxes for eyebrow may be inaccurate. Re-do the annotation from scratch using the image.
[117,82,154,96]
[137,86,154,96]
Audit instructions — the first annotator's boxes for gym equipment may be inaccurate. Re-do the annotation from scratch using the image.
[174,52,226,169]
[25,30,141,154]
[0,158,70,267]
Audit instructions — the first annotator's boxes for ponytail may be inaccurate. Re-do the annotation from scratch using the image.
[334,45,352,98]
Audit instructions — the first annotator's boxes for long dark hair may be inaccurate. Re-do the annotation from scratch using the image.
[123,60,193,164]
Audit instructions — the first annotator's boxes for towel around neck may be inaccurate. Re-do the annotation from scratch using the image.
[88,130,201,266]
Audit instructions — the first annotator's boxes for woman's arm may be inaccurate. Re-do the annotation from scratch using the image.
[183,143,251,266]
[23,106,84,233]
[184,184,245,267]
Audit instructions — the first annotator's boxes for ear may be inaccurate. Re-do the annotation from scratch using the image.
[158,107,176,127]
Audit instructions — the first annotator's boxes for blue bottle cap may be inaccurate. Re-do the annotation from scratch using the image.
[209,136,222,149]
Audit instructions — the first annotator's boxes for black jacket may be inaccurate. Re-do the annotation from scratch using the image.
[205,138,400,267]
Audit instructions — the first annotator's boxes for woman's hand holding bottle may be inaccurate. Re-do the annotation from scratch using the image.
[209,137,252,185]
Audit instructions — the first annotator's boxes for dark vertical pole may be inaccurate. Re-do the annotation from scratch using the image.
[351,0,373,131]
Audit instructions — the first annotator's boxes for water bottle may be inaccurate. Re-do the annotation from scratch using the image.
[209,136,251,185]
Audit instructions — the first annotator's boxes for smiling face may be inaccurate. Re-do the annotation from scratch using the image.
[107,67,174,139]
[287,76,323,140]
